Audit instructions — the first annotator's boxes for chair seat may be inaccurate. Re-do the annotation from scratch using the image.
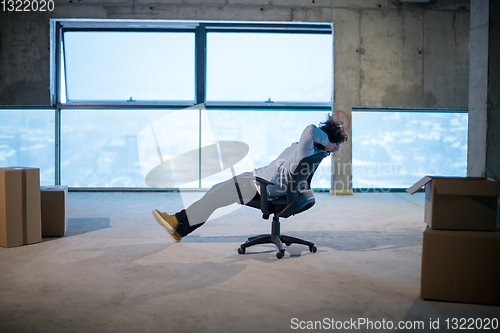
[245,190,315,218]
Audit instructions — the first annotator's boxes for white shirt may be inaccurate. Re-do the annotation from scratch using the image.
[253,124,329,198]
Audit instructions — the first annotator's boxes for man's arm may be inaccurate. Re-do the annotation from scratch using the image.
[297,124,329,160]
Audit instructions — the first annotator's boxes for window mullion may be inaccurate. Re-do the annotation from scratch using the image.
[195,24,207,105]
[195,24,207,189]
[55,107,61,185]
[61,30,68,104]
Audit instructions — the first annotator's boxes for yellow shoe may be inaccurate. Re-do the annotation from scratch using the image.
[152,209,182,243]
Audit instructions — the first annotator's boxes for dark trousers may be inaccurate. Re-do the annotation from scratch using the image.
[175,172,258,237]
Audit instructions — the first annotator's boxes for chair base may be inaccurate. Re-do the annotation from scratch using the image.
[237,215,317,259]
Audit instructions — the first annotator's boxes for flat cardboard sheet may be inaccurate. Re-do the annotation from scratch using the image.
[406,176,433,195]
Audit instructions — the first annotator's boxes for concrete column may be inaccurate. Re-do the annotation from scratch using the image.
[331,8,360,196]
[468,0,500,180]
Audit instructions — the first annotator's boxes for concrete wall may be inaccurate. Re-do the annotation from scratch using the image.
[487,1,500,181]
[468,0,500,181]
[0,0,471,190]
[467,0,488,177]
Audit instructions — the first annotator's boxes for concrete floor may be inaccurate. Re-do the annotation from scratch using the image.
[0,192,498,332]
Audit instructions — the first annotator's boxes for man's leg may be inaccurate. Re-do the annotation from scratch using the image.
[175,172,257,237]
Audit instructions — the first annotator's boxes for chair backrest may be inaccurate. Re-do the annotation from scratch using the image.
[278,151,327,218]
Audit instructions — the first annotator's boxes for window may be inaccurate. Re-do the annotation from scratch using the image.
[63,31,195,103]
[0,109,55,185]
[59,108,332,189]
[206,33,332,103]
[53,20,333,189]
[352,109,468,190]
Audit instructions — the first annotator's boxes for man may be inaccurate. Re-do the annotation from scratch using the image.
[152,114,348,242]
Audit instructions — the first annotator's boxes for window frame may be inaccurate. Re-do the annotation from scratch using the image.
[52,19,333,109]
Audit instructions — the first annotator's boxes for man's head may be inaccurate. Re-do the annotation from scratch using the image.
[315,114,348,152]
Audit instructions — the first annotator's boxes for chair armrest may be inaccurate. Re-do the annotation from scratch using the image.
[246,176,275,217]
[253,177,274,186]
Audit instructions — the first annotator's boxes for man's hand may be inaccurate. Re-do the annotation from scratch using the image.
[324,141,340,153]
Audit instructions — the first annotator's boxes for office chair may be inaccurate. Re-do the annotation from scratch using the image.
[237,151,328,259]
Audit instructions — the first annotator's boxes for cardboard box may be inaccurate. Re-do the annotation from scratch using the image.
[407,176,500,231]
[421,227,500,306]
[41,185,68,237]
[0,167,42,248]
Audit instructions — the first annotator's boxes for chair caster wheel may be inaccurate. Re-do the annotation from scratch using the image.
[309,246,317,253]
[238,246,245,255]
[285,243,292,246]
[276,250,284,259]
